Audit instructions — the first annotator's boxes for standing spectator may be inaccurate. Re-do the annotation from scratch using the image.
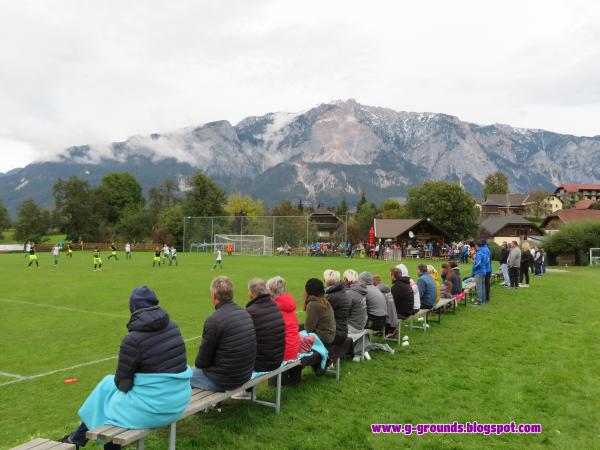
[520,242,532,287]
[533,247,543,276]
[417,264,437,309]
[540,248,547,274]
[480,239,493,302]
[192,276,256,391]
[323,270,351,346]
[245,278,286,374]
[507,241,522,289]
[266,276,300,361]
[471,242,488,305]
[303,278,336,345]
[499,242,511,287]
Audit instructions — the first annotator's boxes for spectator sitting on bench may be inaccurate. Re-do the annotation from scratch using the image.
[427,265,441,305]
[396,263,421,314]
[440,279,454,299]
[323,269,351,347]
[266,276,300,362]
[60,286,192,450]
[417,264,437,310]
[302,278,336,346]
[390,266,417,321]
[360,271,388,331]
[449,261,463,295]
[191,276,257,392]
[344,269,369,362]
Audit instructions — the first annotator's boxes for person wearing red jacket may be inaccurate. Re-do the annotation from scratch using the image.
[266,276,300,361]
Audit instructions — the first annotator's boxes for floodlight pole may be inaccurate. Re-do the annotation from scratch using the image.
[240,216,244,254]
[305,215,309,256]
[211,217,214,249]
[183,217,188,252]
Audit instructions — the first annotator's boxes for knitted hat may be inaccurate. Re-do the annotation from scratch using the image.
[305,278,325,297]
[129,285,159,313]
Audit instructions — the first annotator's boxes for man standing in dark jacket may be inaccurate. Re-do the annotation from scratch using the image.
[245,278,286,372]
[499,242,511,287]
[192,276,257,391]
[390,267,415,320]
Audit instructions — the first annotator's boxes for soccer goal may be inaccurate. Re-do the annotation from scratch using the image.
[214,234,273,256]
[590,248,600,266]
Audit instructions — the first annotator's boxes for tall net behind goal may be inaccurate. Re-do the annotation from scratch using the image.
[590,248,600,266]
[214,234,273,256]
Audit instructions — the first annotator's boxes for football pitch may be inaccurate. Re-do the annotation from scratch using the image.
[1,251,599,449]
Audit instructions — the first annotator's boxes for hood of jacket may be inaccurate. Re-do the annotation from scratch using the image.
[274,292,297,313]
[376,283,391,294]
[395,276,412,286]
[325,281,345,296]
[127,305,170,332]
[358,271,373,286]
[349,279,367,296]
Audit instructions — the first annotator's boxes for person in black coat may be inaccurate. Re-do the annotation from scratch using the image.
[245,278,286,372]
[323,269,351,346]
[61,286,189,449]
[192,276,257,391]
[390,267,416,320]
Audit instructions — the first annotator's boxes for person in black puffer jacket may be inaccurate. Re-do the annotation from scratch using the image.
[323,269,351,346]
[61,286,190,450]
[114,286,188,392]
[192,276,257,391]
[246,278,286,372]
[390,267,416,319]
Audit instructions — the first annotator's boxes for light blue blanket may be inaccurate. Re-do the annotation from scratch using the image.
[79,366,193,430]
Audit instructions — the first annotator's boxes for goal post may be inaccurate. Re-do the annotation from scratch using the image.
[214,234,274,256]
[590,248,600,266]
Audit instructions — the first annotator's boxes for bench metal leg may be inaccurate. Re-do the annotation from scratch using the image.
[168,422,176,450]
[137,438,145,450]
[275,372,282,413]
[361,333,366,361]
[336,357,340,381]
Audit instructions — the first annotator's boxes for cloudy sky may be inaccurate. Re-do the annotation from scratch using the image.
[0,0,599,172]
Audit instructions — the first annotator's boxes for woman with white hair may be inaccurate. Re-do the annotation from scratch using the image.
[323,269,351,346]
[396,264,420,313]
[266,276,300,361]
[343,269,369,360]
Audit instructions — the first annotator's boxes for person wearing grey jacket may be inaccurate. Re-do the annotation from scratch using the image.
[359,271,388,331]
[343,270,369,359]
[507,241,521,288]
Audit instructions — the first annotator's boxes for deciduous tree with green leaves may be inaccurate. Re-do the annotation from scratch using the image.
[100,172,145,223]
[406,181,479,241]
[483,171,509,196]
[224,193,264,217]
[14,199,51,243]
[380,198,408,219]
[0,199,10,240]
[183,172,226,217]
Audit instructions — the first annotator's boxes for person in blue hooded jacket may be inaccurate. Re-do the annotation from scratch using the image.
[472,242,489,305]
[60,286,192,449]
[480,240,493,303]
[416,264,437,309]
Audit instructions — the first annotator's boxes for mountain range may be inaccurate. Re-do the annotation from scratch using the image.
[1,99,599,217]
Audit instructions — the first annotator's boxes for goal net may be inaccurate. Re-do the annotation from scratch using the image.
[590,248,600,266]
[214,234,273,256]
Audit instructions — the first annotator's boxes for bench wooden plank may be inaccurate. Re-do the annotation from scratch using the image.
[85,424,116,440]
[10,439,50,450]
[97,426,129,440]
[20,442,74,450]
[112,429,152,446]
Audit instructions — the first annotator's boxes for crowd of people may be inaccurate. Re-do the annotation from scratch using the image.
[500,240,547,289]
[59,248,510,448]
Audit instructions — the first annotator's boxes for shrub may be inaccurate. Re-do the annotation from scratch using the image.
[543,221,600,265]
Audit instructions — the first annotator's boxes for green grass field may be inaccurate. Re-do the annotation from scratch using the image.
[0,251,598,449]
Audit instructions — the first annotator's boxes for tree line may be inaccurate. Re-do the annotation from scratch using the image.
[0,171,486,245]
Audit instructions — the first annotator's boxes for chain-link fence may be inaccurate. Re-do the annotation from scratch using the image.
[183,215,348,254]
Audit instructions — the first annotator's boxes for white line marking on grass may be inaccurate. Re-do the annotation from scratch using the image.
[0,336,202,388]
[0,371,25,379]
[0,299,126,319]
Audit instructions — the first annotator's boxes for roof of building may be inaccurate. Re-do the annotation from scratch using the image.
[574,199,595,209]
[541,209,600,228]
[479,193,532,207]
[311,207,335,216]
[373,218,449,239]
[480,215,542,236]
[555,184,600,193]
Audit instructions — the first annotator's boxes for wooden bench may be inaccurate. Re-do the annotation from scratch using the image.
[87,361,302,449]
[427,297,456,323]
[10,439,75,450]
